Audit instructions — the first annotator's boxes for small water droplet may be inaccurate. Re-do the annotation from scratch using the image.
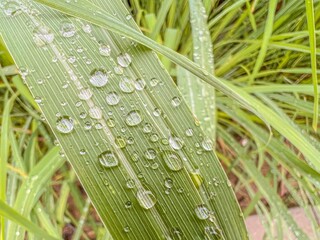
[78,87,93,100]
[115,136,126,149]
[145,148,156,160]
[98,150,118,168]
[79,149,87,155]
[125,201,132,208]
[150,78,159,87]
[125,110,143,126]
[164,178,173,188]
[125,14,132,20]
[162,151,183,171]
[119,77,135,93]
[60,21,76,38]
[117,53,132,67]
[185,128,194,137]
[204,226,220,239]
[99,44,111,56]
[169,136,184,150]
[34,96,43,104]
[153,108,161,117]
[56,116,74,134]
[171,97,181,107]
[136,188,156,209]
[195,204,210,220]
[82,23,92,33]
[135,78,146,90]
[202,138,213,151]
[89,68,108,87]
[123,226,131,233]
[106,92,120,106]
[89,106,102,119]
[143,123,152,133]
[33,25,54,46]
[126,179,135,188]
[3,1,21,16]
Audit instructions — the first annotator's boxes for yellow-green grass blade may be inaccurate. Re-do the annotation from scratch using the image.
[304,0,319,131]
[0,1,247,239]
[150,0,173,40]
[0,199,58,240]
[178,0,216,141]
[34,0,320,171]
[7,147,63,239]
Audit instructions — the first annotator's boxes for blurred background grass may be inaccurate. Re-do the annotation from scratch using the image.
[1,0,320,239]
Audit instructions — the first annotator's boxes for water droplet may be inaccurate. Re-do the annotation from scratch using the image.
[33,25,54,46]
[125,201,132,208]
[126,179,135,188]
[136,188,156,209]
[202,138,213,151]
[106,92,120,106]
[145,148,156,160]
[82,24,92,33]
[117,53,132,67]
[204,226,220,239]
[195,204,210,220]
[169,136,184,150]
[3,1,21,16]
[153,108,161,117]
[79,149,87,155]
[99,44,111,57]
[56,116,74,134]
[185,128,194,137]
[68,55,76,63]
[84,121,92,130]
[149,133,159,143]
[78,87,93,100]
[171,97,181,107]
[150,78,159,87]
[125,14,132,20]
[89,106,102,119]
[190,170,203,189]
[89,68,108,87]
[131,152,140,162]
[125,110,143,126]
[135,78,146,90]
[143,123,152,133]
[123,226,131,233]
[115,136,126,149]
[164,178,173,188]
[119,77,135,93]
[162,151,183,171]
[171,227,183,239]
[79,112,87,119]
[95,123,103,129]
[34,96,43,104]
[60,21,76,38]
[106,118,115,127]
[98,150,118,168]
[114,65,124,75]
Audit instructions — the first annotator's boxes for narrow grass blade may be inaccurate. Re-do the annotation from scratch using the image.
[0,200,58,240]
[304,0,319,131]
[150,0,173,40]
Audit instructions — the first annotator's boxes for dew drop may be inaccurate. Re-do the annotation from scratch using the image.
[119,77,135,93]
[89,68,108,87]
[171,227,183,240]
[56,116,74,134]
[164,178,173,188]
[126,179,135,188]
[169,136,184,150]
[125,110,143,126]
[123,226,131,233]
[143,123,152,133]
[89,106,102,119]
[59,21,76,38]
[98,150,118,168]
[79,149,87,155]
[195,204,210,220]
[144,148,157,160]
[162,151,183,171]
[136,188,156,209]
[202,138,213,151]
[106,92,120,106]
[115,136,126,149]
[33,25,54,47]
[171,97,181,107]
[34,96,42,104]
[78,87,93,100]
[125,201,132,209]
[3,1,21,16]
[204,226,220,239]
[135,78,146,90]
[150,78,159,87]
[117,53,132,67]
[82,24,92,33]
[185,128,194,137]
[99,44,111,57]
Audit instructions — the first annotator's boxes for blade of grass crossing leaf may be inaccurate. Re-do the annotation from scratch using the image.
[304,0,319,131]
[0,200,58,240]
[34,0,320,170]
[249,0,277,84]
[0,1,248,239]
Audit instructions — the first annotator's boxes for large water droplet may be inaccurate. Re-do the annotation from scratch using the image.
[33,25,54,46]
[3,1,21,16]
[59,21,76,38]
[195,204,210,220]
[89,68,108,87]
[106,92,120,106]
[125,110,143,126]
[56,116,74,134]
[119,77,135,93]
[169,136,184,150]
[117,53,132,67]
[136,188,156,209]
[78,87,93,100]
[98,150,118,168]
[162,151,183,171]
